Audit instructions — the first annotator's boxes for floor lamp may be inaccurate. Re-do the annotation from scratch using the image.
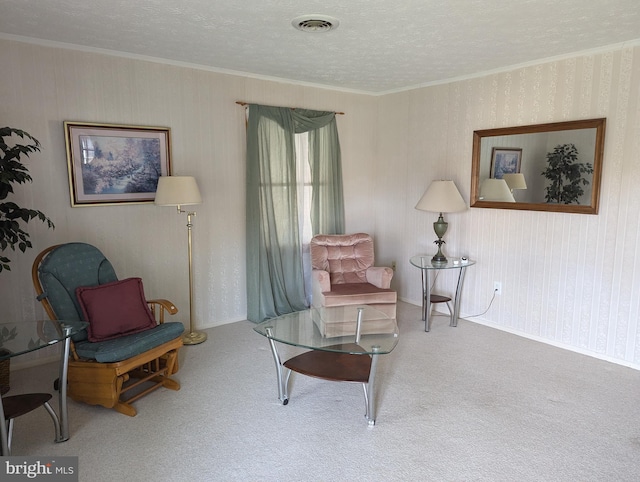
[155,176,207,345]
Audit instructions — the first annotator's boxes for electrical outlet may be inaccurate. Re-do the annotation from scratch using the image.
[494,281,502,295]
[391,260,396,271]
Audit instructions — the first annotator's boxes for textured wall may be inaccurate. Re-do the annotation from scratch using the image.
[0,39,377,351]
[375,45,640,368]
[2,38,639,369]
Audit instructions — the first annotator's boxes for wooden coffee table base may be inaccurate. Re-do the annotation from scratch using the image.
[267,339,382,425]
[284,344,372,383]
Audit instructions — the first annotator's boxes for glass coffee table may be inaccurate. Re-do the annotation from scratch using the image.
[0,320,88,455]
[254,305,398,425]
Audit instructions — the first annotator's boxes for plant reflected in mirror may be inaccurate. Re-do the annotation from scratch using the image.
[541,143,594,204]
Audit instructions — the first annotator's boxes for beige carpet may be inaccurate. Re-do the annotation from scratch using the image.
[7,302,640,481]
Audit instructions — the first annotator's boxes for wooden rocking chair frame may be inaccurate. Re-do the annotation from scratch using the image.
[32,244,183,416]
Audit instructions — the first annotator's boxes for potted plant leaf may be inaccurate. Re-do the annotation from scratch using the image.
[541,143,594,204]
[1,127,55,393]
[1,127,55,273]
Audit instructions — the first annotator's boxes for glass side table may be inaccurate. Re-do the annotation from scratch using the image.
[0,320,88,455]
[409,255,476,332]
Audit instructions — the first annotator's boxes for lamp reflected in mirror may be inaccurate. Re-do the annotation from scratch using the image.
[502,173,527,201]
[502,173,527,192]
[479,179,515,202]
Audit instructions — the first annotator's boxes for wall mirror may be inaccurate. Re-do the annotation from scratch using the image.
[471,118,606,214]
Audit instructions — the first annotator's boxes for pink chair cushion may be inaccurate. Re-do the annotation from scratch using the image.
[311,233,374,285]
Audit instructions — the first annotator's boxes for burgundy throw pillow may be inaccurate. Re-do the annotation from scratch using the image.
[76,277,157,342]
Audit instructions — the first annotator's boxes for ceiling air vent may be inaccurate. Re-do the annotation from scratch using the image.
[292,15,339,33]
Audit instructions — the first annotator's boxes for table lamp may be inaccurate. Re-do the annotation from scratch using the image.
[155,176,207,345]
[415,180,466,263]
[502,173,527,193]
[479,178,516,202]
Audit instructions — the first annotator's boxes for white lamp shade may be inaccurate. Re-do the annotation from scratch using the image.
[502,173,527,190]
[155,176,202,206]
[415,180,466,213]
[480,178,516,202]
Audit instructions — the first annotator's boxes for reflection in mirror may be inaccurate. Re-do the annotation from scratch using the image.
[471,118,606,214]
[480,178,515,202]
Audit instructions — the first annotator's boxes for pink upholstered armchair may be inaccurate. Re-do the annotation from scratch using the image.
[310,234,397,326]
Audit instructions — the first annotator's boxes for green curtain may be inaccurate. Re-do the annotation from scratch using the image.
[246,105,344,322]
[303,110,345,235]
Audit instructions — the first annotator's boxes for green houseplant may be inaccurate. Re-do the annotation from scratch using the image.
[0,127,55,273]
[541,143,594,204]
[1,126,54,392]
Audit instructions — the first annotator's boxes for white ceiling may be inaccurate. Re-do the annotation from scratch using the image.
[1,0,639,94]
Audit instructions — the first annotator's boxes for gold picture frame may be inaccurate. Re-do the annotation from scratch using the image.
[64,122,171,207]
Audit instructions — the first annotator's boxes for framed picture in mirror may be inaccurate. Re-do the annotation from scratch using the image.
[490,148,522,179]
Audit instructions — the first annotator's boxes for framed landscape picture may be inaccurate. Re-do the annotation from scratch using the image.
[490,147,522,179]
[64,122,171,206]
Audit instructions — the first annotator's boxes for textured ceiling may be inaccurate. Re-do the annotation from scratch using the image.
[1,0,639,94]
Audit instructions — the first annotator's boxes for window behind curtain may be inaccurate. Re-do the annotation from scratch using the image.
[296,133,313,305]
[245,104,344,322]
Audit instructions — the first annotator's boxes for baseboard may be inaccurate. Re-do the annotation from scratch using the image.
[398,297,640,371]
[197,315,247,331]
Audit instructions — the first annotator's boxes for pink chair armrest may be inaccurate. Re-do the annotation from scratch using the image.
[366,267,393,289]
[311,269,331,308]
[312,269,331,292]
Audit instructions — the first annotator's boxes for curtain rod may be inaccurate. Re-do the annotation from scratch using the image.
[236,101,344,115]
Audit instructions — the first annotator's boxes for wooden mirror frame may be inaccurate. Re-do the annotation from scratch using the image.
[471,118,606,214]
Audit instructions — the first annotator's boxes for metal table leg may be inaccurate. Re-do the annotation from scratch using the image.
[356,307,380,424]
[0,393,8,455]
[265,327,291,405]
[451,266,468,327]
[421,267,432,331]
[57,326,72,442]
[363,346,381,425]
